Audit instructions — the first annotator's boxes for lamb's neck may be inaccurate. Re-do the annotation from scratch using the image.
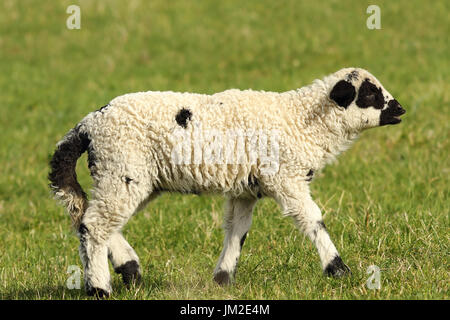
[313,117,360,168]
[280,82,360,168]
[280,80,329,123]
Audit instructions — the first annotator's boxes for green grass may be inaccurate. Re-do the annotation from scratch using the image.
[0,0,448,299]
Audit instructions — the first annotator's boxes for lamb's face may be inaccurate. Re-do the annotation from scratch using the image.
[328,68,405,131]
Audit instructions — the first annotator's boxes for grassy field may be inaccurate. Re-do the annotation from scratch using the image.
[0,0,448,300]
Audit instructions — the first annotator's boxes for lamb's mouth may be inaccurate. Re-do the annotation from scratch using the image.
[380,99,405,126]
[392,110,406,122]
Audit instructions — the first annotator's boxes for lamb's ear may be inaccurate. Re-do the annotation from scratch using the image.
[329,80,356,108]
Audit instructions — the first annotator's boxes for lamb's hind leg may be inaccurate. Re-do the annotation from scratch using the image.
[214,197,257,285]
[107,192,161,287]
[108,232,141,286]
[78,209,112,298]
[79,176,151,297]
[275,188,350,277]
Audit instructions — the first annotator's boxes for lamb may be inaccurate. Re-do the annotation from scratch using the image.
[48,67,405,297]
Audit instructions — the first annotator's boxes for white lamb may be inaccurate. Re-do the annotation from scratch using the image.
[49,67,405,297]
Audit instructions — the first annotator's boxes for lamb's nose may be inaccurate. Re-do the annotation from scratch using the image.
[388,99,399,108]
[388,99,405,114]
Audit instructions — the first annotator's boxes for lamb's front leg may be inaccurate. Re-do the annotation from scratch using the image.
[213,197,257,285]
[277,191,350,277]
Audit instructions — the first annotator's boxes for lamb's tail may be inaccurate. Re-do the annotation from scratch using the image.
[48,126,90,230]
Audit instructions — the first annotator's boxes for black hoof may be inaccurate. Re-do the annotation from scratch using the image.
[214,270,232,286]
[324,256,351,278]
[114,260,141,287]
[86,287,110,299]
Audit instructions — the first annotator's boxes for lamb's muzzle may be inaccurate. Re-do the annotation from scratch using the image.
[380,99,406,125]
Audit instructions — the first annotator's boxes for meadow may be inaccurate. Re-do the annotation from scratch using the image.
[0,0,448,299]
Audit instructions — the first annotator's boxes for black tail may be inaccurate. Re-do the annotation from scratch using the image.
[48,126,90,229]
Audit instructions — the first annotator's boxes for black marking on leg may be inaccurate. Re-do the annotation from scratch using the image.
[78,223,89,240]
[78,223,91,279]
[240,232,248,250]
[78,223,88,235]
[257,192,262,199]
[313,221,327,239]
[86,287,110,299]
[324,256,351,277]
[214,270,231,286]
[114,260,141,286]
[175,108,192,128]
[318,220,327,231]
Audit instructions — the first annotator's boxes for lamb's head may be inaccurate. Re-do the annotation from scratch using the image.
[326,68,405,131]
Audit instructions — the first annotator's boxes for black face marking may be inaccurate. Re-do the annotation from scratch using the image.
[324,256,351,277]
[175,108,192,128]
[240,232,248,249]
[114,260,141,286]
[380,99,405,126]
[346,70,359,81]
[356,79,385,109]
[388,99,402,110]
[330,80,356,108]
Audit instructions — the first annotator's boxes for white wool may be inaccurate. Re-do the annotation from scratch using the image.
[78,68,393,201]
[54,67,401,294]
